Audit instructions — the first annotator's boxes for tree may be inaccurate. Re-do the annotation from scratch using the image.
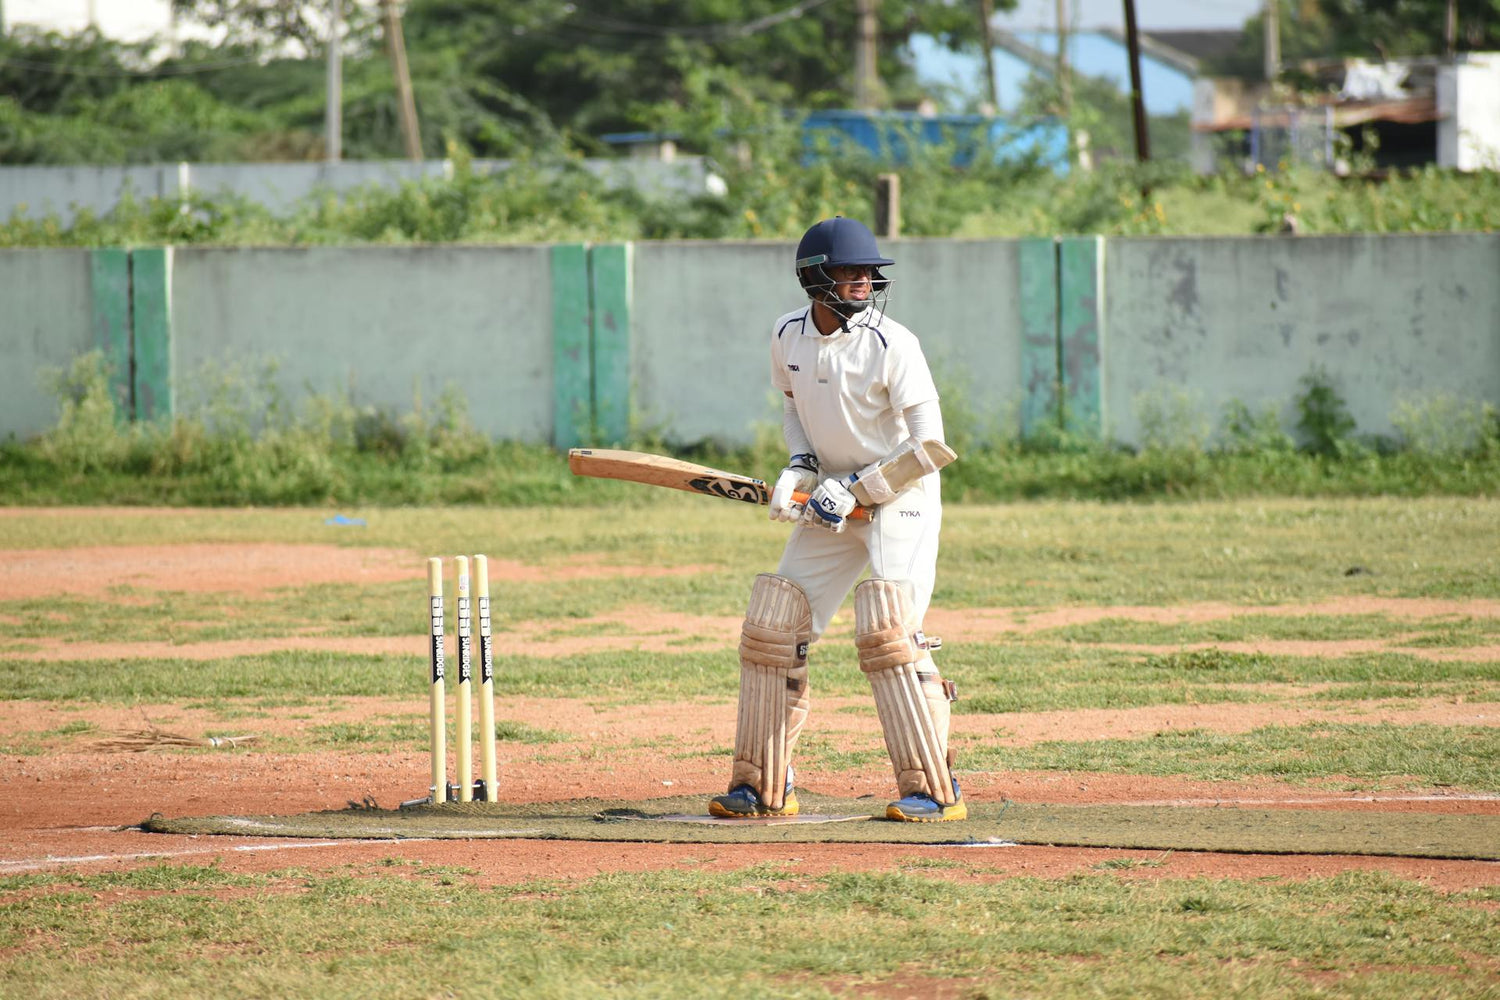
[168,0,378,55]
[400,0,999,140]
[1206,0,1500,77]
[6,0,1015,163]
[1317,0,1500,57]
[1017,69,1190,165]
[0,26,148,112]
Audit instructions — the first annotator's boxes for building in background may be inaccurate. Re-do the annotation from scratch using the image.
[603,112,1069,173]
[1192,53,1500,174]
[909,27,1243,117]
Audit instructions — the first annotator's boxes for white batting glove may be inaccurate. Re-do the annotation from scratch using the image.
[799,477,857,533]
[768,454,818,522]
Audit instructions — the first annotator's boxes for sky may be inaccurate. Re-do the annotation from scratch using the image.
[9,0,1267,41]
[7,0,180,40]
[996,0,1264,31]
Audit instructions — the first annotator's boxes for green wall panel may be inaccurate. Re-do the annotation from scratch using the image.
[1018,237,1059,437]
[1058,236,1105,437]
[589,243,632,446]
[89,248,132,418]
[550,243,591,450]
[130,247,174,421]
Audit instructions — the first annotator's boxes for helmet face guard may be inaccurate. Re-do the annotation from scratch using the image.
[795,217,893,324]
[796,258,891,321]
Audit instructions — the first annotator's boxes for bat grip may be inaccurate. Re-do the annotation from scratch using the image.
[791,490,873,521]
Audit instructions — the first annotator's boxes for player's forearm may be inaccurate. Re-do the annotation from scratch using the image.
[869,399,945,473]
[899,399,944,452]
[846,401,948,506]
[782,395,814,460]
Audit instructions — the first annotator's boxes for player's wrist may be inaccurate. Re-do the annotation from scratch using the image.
[788,452,819,475]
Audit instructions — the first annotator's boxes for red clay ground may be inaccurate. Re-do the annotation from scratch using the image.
[1,538,1497,891]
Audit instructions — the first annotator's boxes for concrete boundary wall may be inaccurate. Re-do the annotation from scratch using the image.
[627,238,1030,448]
[167,246,559,444]
[0,159,719,224]
[1,234,1495,449]
[1101,234,1500,445]
[0,249,100,441]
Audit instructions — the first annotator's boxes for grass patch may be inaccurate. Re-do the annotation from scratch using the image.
[953,646,1500,714]
[0,719,99,755]
[796,735,887,772]
[1033,613,1417,645]
[1092,853,1172,871]
[1402,617,1500,648]
[1036,613,1500,647]
[0,572,749,645]
[2,645,1494,713]
[959,723,1500,791]
[0,866,1492,998]
[295,718,566,753]
[1308,681,1499,703]
[0,498,1497,609]
[0,650,748,704]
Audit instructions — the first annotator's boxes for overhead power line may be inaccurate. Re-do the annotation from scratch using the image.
[0,53,269,77]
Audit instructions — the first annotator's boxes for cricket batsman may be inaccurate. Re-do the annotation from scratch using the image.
[710,216,964,823]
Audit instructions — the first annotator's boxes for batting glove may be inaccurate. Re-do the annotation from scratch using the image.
[800,476,857,533]
[768,453,818,522]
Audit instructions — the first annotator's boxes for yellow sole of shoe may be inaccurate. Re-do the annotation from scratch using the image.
[885,800,968,823]
[708,797,800,819]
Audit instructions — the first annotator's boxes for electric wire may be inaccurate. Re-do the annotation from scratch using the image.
[0,53,272,77]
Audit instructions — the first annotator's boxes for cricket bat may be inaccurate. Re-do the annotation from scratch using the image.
[567,441,956,520]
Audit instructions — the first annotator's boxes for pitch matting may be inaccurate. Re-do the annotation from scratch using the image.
[137,792,1500,860]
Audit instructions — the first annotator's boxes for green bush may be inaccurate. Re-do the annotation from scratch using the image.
[4,349,1495,506]
[5,150,1499,249]
[1294,365,1359,457]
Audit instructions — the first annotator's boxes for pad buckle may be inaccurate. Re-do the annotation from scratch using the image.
[914,631,941,652]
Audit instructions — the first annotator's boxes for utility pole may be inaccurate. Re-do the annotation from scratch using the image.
[854,0,882,109]
[1056,0,1071,117]
[1445,0,1457,58]
[383,0,423,161]
[1263,0,1281,82]
[166,1,180,58]
[1123,0,1150,163]
[326,0,343,162]
[977,0,999,112]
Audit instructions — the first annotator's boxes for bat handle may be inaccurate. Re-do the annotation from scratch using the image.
[791,490,873,522]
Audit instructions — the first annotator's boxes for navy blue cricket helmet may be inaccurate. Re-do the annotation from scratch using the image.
[795,216,893,320]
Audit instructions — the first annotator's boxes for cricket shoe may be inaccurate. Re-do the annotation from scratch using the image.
[708,783,800,818]
[886,779,967,823]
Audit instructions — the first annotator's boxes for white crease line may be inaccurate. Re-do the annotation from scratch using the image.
[0,838,434,872]
[942,839,1020,848]
[1096,795,1500,807]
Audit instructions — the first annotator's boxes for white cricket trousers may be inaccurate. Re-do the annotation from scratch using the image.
[776,475,942,641]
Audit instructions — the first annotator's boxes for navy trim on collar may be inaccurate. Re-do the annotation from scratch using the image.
[852,312,887,348]
[777,310,810,339]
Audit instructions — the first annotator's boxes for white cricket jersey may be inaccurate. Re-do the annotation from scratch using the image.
[770,306,939,474]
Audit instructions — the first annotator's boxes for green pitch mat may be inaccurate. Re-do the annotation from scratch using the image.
[138,792,1500,860]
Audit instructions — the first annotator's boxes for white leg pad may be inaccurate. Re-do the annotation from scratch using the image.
[855,579,956,805]
[731,573,812,810]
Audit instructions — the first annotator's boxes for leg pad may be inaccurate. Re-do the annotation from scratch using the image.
[855,578,956,806]
[730,574,812,811]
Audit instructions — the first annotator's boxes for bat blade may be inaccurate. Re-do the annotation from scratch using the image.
[567,448,874,521]
[568,449,769,505]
